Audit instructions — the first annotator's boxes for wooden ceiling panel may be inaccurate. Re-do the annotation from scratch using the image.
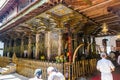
[69,0,120,36]
[1,0,120,37]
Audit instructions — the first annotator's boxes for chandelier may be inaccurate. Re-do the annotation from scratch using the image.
[101,23,108,33]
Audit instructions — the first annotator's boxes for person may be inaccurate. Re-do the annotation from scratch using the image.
[47,66,65,80]
[29,69,43,80]
[7,52,10,57]
[117,55,120,65]
[24,50,28,58]
[97,53,115,80]
[109,51,116,61]
[109,51,116,65]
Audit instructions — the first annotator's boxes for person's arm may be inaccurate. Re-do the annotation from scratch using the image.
[109,61,115,71]
[96,61,100,71]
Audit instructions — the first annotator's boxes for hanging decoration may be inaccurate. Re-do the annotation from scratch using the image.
[102,22,108,34]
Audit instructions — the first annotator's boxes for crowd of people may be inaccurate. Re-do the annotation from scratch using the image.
[29,66,65,80]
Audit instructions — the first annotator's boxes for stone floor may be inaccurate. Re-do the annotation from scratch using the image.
[0,73,28,80]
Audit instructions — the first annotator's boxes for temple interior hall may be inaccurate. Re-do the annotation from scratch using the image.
[0,0,120,80]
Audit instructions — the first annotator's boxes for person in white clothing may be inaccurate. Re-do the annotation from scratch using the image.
[117,55,120,65]
[97,53,115,80]
[47,66,65,80]
[29,69,43,80]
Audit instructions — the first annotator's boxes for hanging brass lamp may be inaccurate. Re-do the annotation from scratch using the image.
[101,22,108,33]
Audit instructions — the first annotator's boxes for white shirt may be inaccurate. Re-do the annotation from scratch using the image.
[97,58,115,73]
[29,77,43,80]
[117,55,120,65]
[48,71,65,80]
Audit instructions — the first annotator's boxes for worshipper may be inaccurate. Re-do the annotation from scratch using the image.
[23,50,28,58]
[109,51,116,65]
[109,51,116,61]
[97,53,115,80]
[29,69,43,80]
[117,54,120,65]
[47,66,65,80]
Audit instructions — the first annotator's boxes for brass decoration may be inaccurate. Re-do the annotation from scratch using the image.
[101,22,108,34]
[12,52,18,63]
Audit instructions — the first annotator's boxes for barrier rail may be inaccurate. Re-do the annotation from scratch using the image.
[64,59,97,80]
[0,57,97,80]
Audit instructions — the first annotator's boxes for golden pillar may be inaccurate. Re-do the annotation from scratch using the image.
[58,30,62,56]
[45,31,51,60]
[28,35,32,58]
[35,33,40,59]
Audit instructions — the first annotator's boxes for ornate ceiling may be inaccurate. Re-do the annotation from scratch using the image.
[64,0,120,36]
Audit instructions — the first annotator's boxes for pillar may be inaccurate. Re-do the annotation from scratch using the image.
[92,36,96,54]
[3,40,8,56]
[88,36,92,54]
[58,30,62,56]
[65,23,72,62]
[28,35,32,58]
[20,37,24,57]
[46,31,51,60]
[35,33,40,59]
[83,35,88,54]
[8,39,12,53]
[13,38,16,53]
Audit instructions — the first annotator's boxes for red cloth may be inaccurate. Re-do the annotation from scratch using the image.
[90,73,120,80]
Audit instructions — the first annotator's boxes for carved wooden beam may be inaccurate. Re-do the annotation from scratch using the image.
[107,2,120,16]
[95,15,118,22]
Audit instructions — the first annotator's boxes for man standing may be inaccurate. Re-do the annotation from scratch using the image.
[97,53,115,80]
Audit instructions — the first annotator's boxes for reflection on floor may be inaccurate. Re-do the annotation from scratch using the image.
[0,73,28,80]
[89,66,120,80]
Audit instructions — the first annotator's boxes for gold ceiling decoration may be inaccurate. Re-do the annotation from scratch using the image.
[101,23,108,34]
[49,4,73,16]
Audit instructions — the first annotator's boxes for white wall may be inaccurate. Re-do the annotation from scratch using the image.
[95,36,118,54]
[0,41,4,56]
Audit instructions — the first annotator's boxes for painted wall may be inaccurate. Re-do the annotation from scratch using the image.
[95,36,118,54]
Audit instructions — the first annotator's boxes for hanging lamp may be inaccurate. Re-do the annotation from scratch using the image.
[101,22,108,33]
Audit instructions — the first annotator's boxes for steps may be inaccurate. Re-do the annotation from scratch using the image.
[0,63,16,74]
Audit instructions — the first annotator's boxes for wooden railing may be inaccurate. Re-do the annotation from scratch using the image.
[0,57,11,67]
[14,59,63,79]
[0,56,97,80]
[64,59,97,80]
